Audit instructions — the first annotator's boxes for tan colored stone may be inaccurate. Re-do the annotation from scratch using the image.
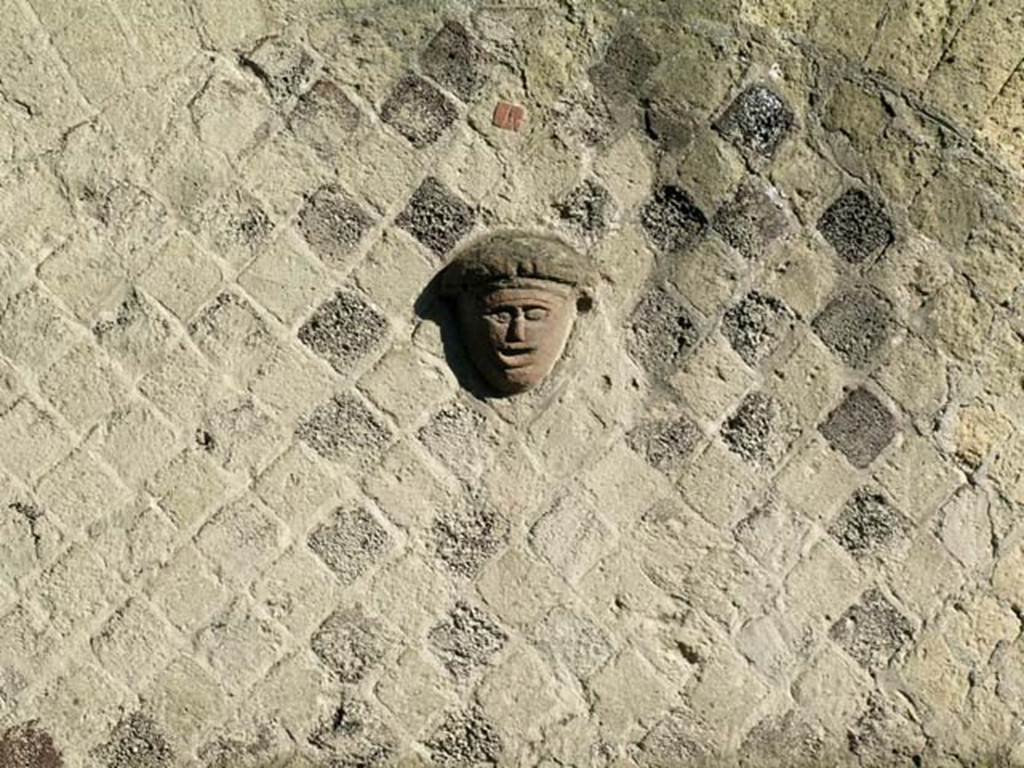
[674,332,757,425]
[875,335,948,419]
[926,280,995,362]
[591,647,678,738]
[478,643,564,739]
[953,402,1013,468]
[874,434,962,523]
[375,649,457,738]
[924,0,1024,125]
[775,436,860,524]
[669,235,747,319]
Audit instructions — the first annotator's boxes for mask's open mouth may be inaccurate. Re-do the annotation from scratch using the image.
[495,346,537,368]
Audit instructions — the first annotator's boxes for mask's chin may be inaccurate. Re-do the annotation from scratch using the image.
[484,357,543,395]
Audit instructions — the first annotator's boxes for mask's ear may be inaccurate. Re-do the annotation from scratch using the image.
[576,286,595,313]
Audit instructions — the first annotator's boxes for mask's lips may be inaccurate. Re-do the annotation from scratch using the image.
[495,345,537,369]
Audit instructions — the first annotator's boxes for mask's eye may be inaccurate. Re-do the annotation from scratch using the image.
[484,308,514,323]
[523,307,549,321]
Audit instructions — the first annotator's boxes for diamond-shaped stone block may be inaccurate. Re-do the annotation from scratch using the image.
[812,287,896,369]
[298,289,388,375]
[296,185,374,265]
[722,290,795,366]
[820,387,898,469]
[555,179,612,238]
[290,79,362,153]
[721,391,787,466]
[590,31,660,96]
[420,20,488,101]
[431,498,509,579]
[626,414,702,475]
[310,605,387,684]
[713,182,787,259]
[818,188,893,264]
[93,711,174,768]
[640,185,708,255]
[716,84,794,158]
[296,393,394,467]
[425,708,504,768]
[829,588,913,669]
[828,487,911,560]
[380,73,457,148]
[627,286,700,379]
[428,600,508,680]
[308,505,390,586]
[395,176,475,257]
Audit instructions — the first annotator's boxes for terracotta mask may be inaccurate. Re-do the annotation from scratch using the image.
[440,231,594,395]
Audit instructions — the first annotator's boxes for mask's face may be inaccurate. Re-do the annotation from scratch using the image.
[457,283,577,394]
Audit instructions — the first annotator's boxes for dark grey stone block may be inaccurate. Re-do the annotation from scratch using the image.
[820,387,897,468]
[812,287,896,369]
[828,487,911,559]
[626,414,702,475]
[380,73,457,148]
[297,185,374,265]
[395,176,475,257]
[640,185,708,255]
[716,84,794,158]
[627,286,700,378]
[428,600,507,679]
[722,290,795,365]
[818,188,893,264]
[420,20,488,101]
[830,588,913,670]
[298,289,388,374]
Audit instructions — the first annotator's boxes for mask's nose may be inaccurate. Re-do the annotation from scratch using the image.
[507,311,527,342]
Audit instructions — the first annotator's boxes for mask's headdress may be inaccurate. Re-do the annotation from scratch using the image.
[439,229,596,305]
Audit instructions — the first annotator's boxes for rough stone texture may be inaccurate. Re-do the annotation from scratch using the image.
[1,2,1022,766]
[716,84,795,158]
[0,721,62,768]
[431,496,510,579]
[93,712,174,768]
[640,184,708,254]
[713,181,788,259]
[310,606,387,684]
[829,588,915,670]
[420,20,489,102]
[295,393,394,467]
[428,600,508,680]
[721,391,793,467]
[307,504,390,586]
[296,184,375,266]
[818,188,895,264]
[555,179,613,239]
[380,73,458,148]
[812,287,897,369]
[722,290,795,366]
[626,414,703,476]
[298,289,389,375]
[627,286,701,379]
[395,176,476,257]
[425,708,504,767]
[820,387,898,468]
[828,487,912,560]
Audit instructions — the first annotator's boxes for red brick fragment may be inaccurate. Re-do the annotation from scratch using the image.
[492,101,526,131]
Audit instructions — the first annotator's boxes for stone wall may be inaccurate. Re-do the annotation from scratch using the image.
[1,0,1023,765]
